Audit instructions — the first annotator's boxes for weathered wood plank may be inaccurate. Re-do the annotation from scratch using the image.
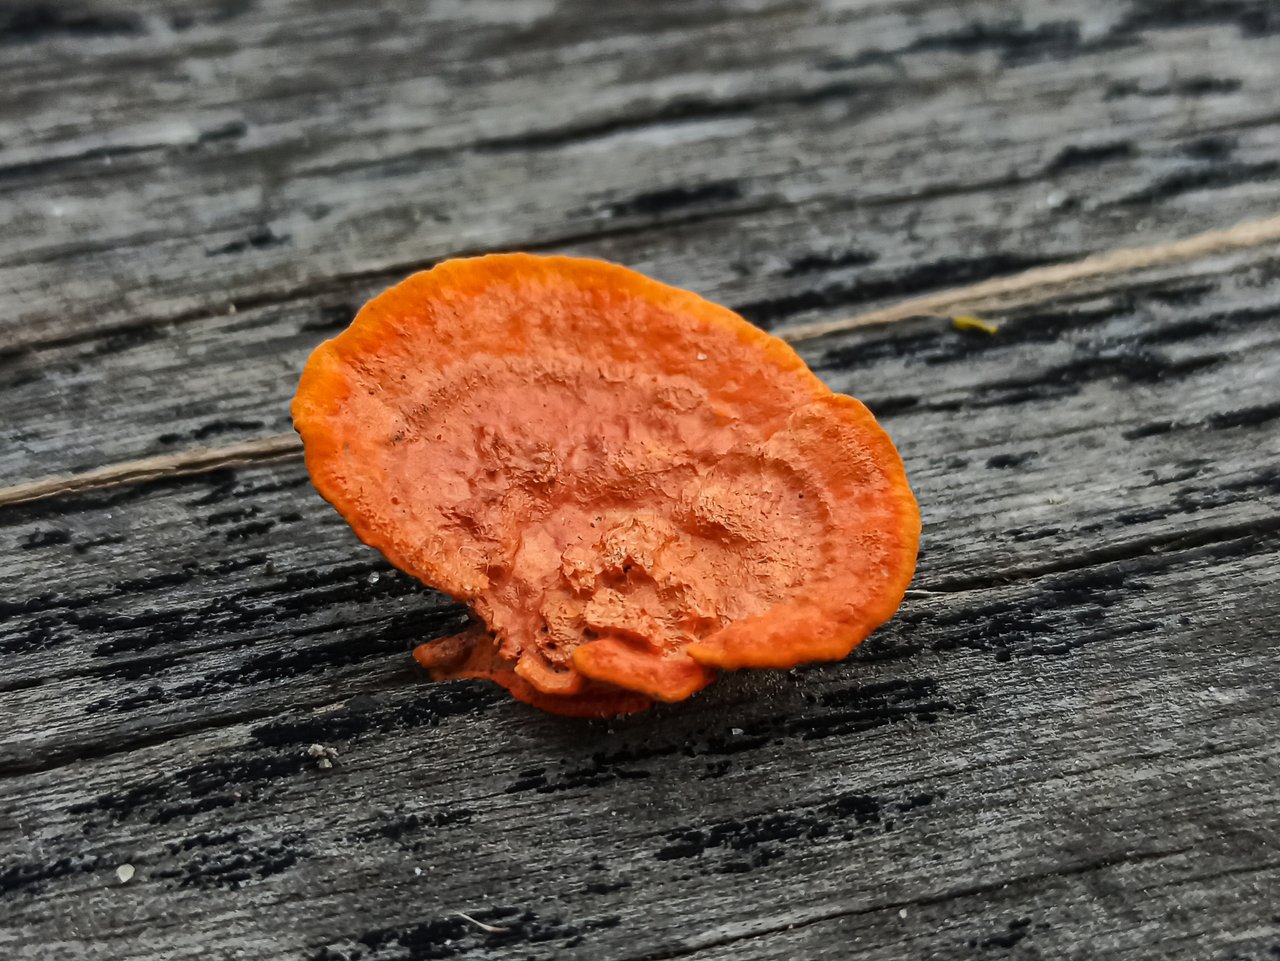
[5,186,1280,485]
[3,0,1280,352]
[1,530,1276,959]
[3,263,1278,769]
[4,2,1280,959]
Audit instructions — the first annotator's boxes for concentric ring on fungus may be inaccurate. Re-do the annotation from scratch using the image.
[292,254,921,717]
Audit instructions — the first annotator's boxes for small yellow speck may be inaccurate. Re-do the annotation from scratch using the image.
[952,314,1000,335]
[116,864,135,884]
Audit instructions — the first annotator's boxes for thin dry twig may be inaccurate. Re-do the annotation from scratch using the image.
[778,212,1280,342]
[0,435,301,508]
[454,912,511,934]
[4,212,1280,511]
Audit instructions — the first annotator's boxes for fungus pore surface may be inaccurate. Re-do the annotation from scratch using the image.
[293,254,920,717]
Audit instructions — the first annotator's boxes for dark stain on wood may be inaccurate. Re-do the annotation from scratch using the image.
[207,226,292,257]
[603,180,745,220]
[1114,160,1280,207]
[1044,141,1136,174]
[906,19,1134,66]
[0,3,141,42]
[1105,75,1243,99]
[1120,0,1280,37]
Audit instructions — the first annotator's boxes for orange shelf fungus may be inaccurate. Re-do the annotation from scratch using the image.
[292,255,920,717]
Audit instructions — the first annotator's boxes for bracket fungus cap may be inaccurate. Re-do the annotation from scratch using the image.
[293,254,920,717]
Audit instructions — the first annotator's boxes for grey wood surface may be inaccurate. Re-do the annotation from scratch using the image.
[2,1,1279,959]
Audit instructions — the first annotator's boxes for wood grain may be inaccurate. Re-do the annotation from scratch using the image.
[4,0,1280,355]
[3,1,1279,959]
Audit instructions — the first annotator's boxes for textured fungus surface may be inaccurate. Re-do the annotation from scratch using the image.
[292,255,920,715]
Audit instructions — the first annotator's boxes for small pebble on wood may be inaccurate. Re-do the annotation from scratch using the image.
[306,744,340,770]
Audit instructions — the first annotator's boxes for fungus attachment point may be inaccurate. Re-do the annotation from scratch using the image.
[293,255,920,717]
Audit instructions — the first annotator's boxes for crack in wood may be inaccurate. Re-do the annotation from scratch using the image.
[624,846,1202,961]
